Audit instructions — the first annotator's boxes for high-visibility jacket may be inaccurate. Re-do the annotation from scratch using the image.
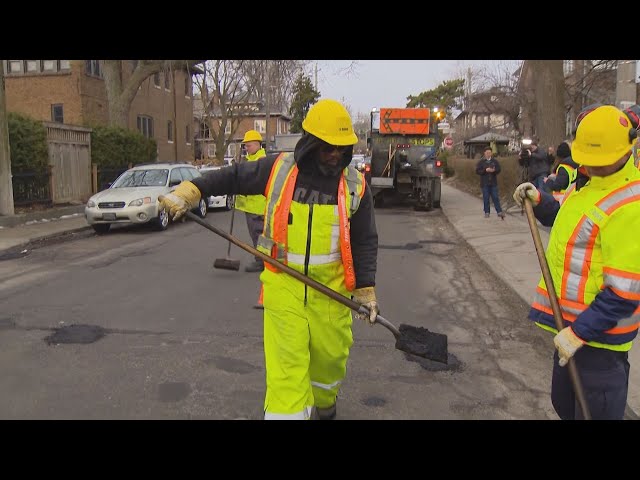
[256,152,366,293]
[531,158,640,351]
[235,148,267,215]
[551,162,578,203]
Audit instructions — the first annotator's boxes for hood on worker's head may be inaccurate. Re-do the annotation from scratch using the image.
[294,131,353,176]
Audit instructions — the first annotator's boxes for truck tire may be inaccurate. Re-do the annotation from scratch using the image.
[433,178,442,208]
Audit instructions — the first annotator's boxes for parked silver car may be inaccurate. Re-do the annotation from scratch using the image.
[199,165,235,210]
[85,163,208,234]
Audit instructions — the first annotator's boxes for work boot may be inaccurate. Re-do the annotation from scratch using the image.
[245,260,264,273]
[498,211,506,220]
[484,213,490,218]
[315,403,337,420]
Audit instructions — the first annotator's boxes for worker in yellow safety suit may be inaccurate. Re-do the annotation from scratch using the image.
[159,99,379,420]
[513,105,640,420]
[235,130,268,273]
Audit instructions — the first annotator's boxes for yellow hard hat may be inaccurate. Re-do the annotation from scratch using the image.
[242,130,263,143]
[302,99,358,146]
[572,105,638,167]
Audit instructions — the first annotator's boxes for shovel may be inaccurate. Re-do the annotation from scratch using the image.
[185,210,448,364]
[523,198,591,419]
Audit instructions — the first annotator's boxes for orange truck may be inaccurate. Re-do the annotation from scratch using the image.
[366,107,443,210]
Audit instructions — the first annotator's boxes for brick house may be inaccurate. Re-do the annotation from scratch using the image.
[3,60,199,163]
[193,94,291,162]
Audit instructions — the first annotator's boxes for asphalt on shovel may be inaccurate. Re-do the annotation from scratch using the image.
[185,210,448,363]
[523,198,591,419]
[212,203,241,271]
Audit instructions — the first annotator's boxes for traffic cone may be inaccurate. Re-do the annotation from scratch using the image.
[253,285,264,310]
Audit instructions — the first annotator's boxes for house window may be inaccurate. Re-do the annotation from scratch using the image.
[167,120,174,142]
[164,72,171,90]
[59,60,70,70]
[200,121,210,139]
[254,119,266,134]
[42,60,56,72]
[25,60,40,73]
[153,72,160,87]
[137,115,154,138]
[207,144,216,158]
[223,121,231,135]
[51,104,64,123]
[186,125,191,144]
[85,60,102,77]
[184,76,191,97]
[8,60,22,73]
[563,60,574,76]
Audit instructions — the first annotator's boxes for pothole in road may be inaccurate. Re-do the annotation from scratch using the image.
[404,352,463,372]
[361,396,387,407]
[44,324,107,345]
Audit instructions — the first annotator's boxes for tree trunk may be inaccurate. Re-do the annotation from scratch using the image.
[0,60,14,215]
[531,60,566,149]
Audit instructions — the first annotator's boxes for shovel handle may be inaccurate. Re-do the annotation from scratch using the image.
[524,198,591,420]
[185,211,401,335]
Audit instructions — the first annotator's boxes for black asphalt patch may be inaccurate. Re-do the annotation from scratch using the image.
[404,352,463,372]
[362,396,387,407]
[44,324,107,345]
[158,382,191,402]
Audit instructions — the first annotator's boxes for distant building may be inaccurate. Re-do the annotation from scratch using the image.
[3,60,201,163]
[193,93,291,162]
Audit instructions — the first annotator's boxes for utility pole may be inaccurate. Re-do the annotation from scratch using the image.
[0,60,14,216]
[616,60,637,110]
[264,61,271,152]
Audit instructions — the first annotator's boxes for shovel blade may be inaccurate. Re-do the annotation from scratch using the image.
[395,324,448,364]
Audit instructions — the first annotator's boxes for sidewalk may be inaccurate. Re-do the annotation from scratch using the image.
[0,205,90,254]
[1,187,639,417]
[441,182,640,417]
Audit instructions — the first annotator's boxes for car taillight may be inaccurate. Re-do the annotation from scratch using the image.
[365,165,371,172]
[436,160,442,167]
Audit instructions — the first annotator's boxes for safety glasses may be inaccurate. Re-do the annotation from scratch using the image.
[321,143,350,154]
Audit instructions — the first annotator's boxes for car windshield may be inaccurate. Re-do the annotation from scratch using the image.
[111,169,169,188]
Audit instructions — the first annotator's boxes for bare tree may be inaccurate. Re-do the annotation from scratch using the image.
[102,60,201,127]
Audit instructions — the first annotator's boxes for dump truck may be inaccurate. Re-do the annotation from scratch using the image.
[366,107,443,210]
[273,133,303,153]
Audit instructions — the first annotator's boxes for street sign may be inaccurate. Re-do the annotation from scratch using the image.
[444,137,454,148]
[437,122,450,130]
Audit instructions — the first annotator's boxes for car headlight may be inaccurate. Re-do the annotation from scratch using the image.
[128,197,152,207]
[87,200,96,208]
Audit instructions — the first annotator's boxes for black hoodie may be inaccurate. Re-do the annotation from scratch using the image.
[191,133,378,288]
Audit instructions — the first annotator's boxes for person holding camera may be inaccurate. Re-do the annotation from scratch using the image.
[519,141,550,190]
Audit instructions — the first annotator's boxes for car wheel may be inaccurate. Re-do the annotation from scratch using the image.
[92,224,111,235]
[153,207,169,231]
[197,198,208,218]
[225,195,235,211]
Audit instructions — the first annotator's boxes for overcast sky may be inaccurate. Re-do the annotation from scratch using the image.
[311,60,517,118]
[311,60,640,119]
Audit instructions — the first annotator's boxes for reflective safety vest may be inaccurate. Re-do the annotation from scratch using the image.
[551,162,578,204]
[256,152,366,292]
[235,148,267,215]
[531,158,640,351]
